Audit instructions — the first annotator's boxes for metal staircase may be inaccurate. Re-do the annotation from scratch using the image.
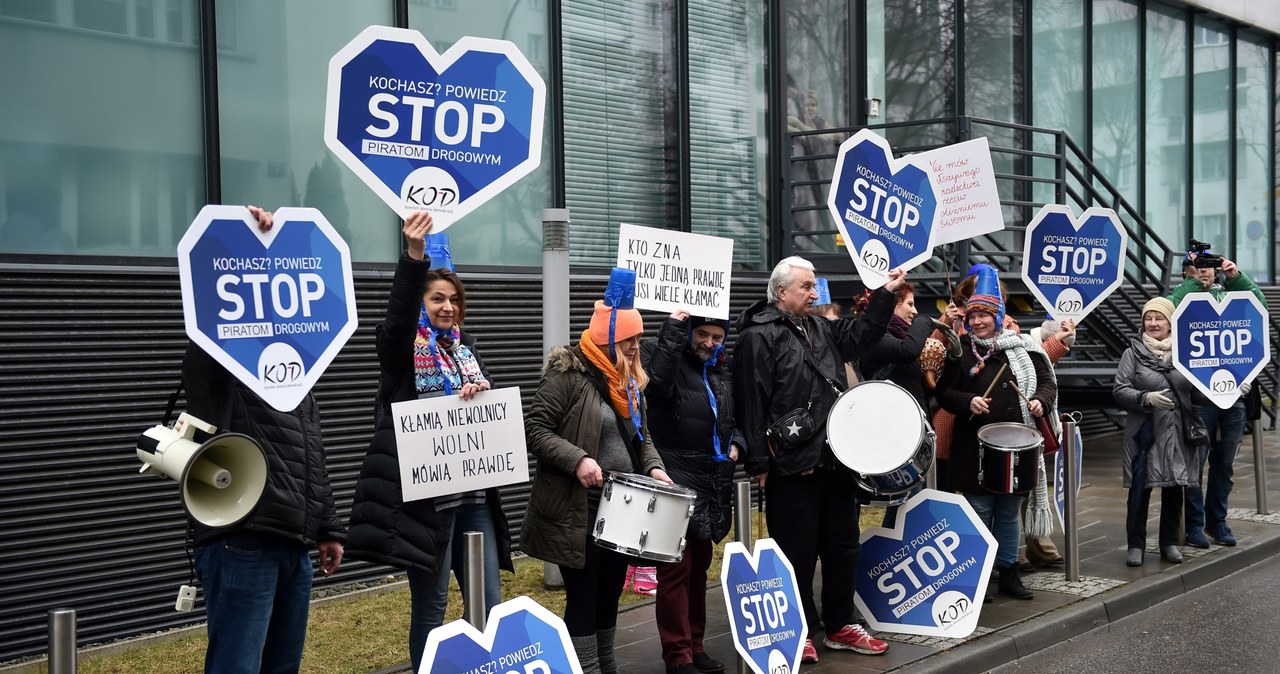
[785,115,1278,430]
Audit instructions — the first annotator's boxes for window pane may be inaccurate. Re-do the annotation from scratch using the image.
[1092,0,1139,199]
[216,0,397,263]
[965,0,1021,236]
[787,0,850,254]
[1191,16,1229,251]
[409,0,552,266]
[880,0,955,147]
[562,0,678,265]
[1031,0,1084,206]
[689,0,767,270]
[0,1,203,256]
[1236,34,1270,281]
[1144,3,1186,257]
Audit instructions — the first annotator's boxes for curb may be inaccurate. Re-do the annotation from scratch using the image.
[893,527,1280,673]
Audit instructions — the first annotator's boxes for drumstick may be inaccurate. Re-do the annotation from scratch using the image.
[968,362,1008,420]
[1003,380,1033,406]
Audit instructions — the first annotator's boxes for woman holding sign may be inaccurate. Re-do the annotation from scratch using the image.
[936,267,1056,601]
[1112,297,1201,566]
[521,269,671,674]
[346,212,513,673]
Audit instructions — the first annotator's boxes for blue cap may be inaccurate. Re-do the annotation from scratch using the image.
[966,265,1005,330]
[427,233,455,272]
[815,277,832,306]
[965,262,996,278]
[603,267,637,310]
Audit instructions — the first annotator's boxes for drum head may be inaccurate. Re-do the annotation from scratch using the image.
[826,380,927,475]
[977,422,1043,451]
[608,472,696,498]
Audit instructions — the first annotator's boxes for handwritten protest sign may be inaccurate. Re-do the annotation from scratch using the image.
[616,223,734,320]
[912,137,1004,246]
[392,387,529,501]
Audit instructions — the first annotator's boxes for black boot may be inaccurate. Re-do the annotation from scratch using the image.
[997,564,1033,600]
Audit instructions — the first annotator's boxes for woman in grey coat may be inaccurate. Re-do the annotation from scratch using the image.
[1112,297,1201,566]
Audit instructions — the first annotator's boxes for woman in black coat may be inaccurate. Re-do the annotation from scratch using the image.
[345,213,513,673]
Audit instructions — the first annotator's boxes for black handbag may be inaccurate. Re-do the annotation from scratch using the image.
[766,402,817,450]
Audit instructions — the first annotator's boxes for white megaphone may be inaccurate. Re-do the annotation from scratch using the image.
[136,413,268,528]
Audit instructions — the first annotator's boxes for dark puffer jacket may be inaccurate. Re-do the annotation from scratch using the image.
[733,290,894,477]
[344,254,514,576]
[182,344,345,548]
[640,317,743,542]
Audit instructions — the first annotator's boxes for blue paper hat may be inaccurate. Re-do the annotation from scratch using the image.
[426,233,454,272]
[603,267,637,310]
[965,262,996,278]
[965,265,1005,330]
[815,277,832,306]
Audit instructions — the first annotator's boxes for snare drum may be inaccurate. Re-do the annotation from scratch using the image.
[593,473,696,563]
[976,422,1042,494]
[826,380,935,504]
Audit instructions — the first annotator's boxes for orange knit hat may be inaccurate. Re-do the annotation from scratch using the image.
[589,299,644,346]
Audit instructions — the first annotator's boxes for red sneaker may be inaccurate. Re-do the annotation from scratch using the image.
[800,638,819,664]
[823,624,888,655]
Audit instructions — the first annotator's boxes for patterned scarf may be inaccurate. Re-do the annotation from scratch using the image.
[1142,333,1173,362]
[970,331,1055,426]
[579,329,638,421]
[413,324,488,395]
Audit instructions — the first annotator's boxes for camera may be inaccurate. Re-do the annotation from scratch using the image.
[1188,239,1223,269]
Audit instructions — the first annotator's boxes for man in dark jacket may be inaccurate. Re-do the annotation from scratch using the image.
[733,256,900,663]
[641,310,744,674]
[183,205,346,674]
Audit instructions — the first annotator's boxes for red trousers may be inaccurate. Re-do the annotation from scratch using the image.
[655,538,714,669]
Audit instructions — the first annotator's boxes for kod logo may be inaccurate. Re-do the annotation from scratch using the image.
[177,206,358,413]
[855,490,996,638]
[1020,204,1128,323]
[422,596,583,674]
[1172,291,1271,410]
[721,539,806,674]
[326,26,546,230]
[826,129,940,289]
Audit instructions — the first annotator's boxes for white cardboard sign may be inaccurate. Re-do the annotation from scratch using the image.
[615,223,734,320]
[912,137,1004,246]
[392,387,529,501]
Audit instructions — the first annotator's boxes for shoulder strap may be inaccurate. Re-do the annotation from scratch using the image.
[780,320,844,395]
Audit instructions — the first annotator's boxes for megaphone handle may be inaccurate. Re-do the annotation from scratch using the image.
[162,383,184,426]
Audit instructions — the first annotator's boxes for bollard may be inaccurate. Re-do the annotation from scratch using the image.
[1062,419,1080,582]
[734,481,753,674]
[542,208,571,591]
[463,531,486,630]
[48,608,76,674]
[1253,418,1269,516]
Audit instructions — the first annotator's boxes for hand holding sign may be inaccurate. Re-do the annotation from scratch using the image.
[177,205,358,412]
[616,223,735,320]
[326,26,546,229]
[826,130,941,288]
[1021,205,1128,323]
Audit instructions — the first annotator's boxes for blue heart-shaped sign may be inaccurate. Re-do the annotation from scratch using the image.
[421,596,583,674]
[177,206,357,413]
[1020,204,1128,323]
[826,129,940,288]
[326,26,546,230]
[855,490,995,638]
[1172,291,1271,409]
[720,539,806,674]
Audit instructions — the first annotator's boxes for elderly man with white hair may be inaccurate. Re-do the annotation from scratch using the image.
[732,256,904,663]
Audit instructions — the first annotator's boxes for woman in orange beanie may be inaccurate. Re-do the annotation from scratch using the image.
[521,270,671,674]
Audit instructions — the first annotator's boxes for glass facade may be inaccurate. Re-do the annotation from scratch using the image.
[0,0,203,256]
[0,0,1275,279]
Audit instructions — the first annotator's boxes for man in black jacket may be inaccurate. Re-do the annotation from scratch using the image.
[733,256,901,663]
[184,205,346,674]
[641,310,744,674]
